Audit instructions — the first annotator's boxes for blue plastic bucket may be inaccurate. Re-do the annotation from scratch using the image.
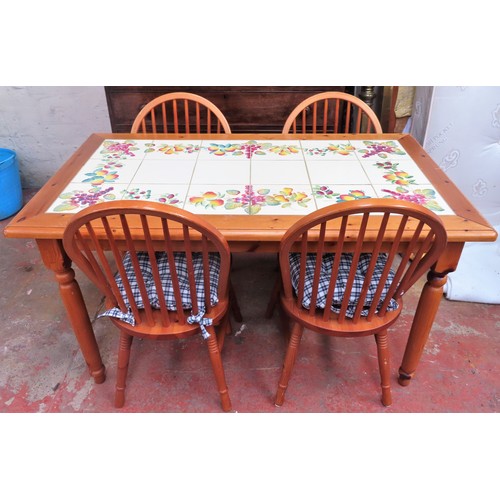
[0,148,23,220]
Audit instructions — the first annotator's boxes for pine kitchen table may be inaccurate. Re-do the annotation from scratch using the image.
[4,133,497,387]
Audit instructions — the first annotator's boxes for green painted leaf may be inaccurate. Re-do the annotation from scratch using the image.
[247,204,261,215]
[417,189,436,196]
[53,203,77,212]
[265,198,280,206]
[257,189,270,195]
[424,201,444,211]
[59,192,76,199]
[224,202,243,210]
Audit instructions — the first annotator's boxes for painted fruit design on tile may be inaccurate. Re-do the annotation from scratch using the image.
[189,185,312,214]
[52,187,116,212]
[82,161,125,185]
[189,191,226,209]
[99,140,140,159]
[238,186,311,214]
[264,144,301,156]
[374,161,415,186]
[205,141,300,159]
[358,141,406,159]
[381,187,445,211]
[304,143,356,156]
[143,143,200,155]
[313,185,371,203]
[121,188,181,205]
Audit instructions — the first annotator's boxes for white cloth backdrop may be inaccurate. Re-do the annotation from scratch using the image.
[410,86,500,304]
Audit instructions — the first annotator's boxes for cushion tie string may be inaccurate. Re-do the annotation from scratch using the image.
[98,307,136,326]
[187,311,213,339]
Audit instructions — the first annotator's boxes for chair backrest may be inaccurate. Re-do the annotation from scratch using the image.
[130,92,232,134]
[279,199,447,326]
[62,201,231,329]
[282,91,383,134]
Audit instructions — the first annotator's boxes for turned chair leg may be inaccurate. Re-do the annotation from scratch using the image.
[115,331,133,408]
[265,275,282,319]
[205,326,232,412]
[375,330,392,407]
[275,322,304,407]
[229,280,243,323]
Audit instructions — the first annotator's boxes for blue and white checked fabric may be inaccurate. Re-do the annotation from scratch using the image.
[289,253,399,318]
[99,251,220,338]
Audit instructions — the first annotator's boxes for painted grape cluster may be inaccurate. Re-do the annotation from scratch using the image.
[52,187,116,212]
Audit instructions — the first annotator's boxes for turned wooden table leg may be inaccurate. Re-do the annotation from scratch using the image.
[37,239,106,383]
[398,271,447,386]
[398,244,462,386]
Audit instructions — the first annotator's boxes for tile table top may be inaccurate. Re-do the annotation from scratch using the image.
[46,138,455,216]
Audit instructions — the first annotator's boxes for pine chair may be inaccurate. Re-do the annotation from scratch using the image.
[282,91,383,134]
[62,200,235,411]
[131,92,232,134]
[268,199,447,407]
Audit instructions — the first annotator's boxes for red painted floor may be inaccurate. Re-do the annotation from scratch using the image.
[1,190,499,414]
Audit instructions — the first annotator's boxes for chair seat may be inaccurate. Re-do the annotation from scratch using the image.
[280,295,402,337]
[99,251,221,329]
[109,298,230,338]
[289,252,399,318]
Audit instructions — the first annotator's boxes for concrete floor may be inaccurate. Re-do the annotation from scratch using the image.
[1,190,499,413]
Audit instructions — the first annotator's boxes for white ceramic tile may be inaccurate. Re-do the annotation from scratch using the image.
[71,158,142,186]
[198,140,257,160]
[130,159,196,184]
[251,161,310,184]
[372,184,455,215]
[121,184,189,208]
[350,139,411,161]
[300,140,358,160]
[248,140,304,160]
[312,184,378,209]
[142,140,202,159]
[307,161,371,185]
[249,185,317,215]
[185,184,250,215]
[45,183,125,213]
[90,140,148,160]
[191,160,251,185]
